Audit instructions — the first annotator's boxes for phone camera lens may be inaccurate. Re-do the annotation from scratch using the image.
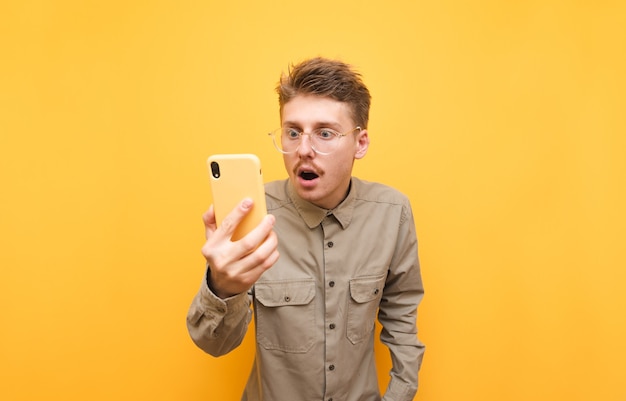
[210,162,220,178]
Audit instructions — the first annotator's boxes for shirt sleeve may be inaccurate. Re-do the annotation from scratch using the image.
[186,267,252,357]
[378,200,426,401]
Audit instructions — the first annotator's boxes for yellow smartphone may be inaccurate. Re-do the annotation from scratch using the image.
[207,154,267,241]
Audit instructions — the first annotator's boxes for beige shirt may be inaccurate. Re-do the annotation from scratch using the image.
[187,177,425,401]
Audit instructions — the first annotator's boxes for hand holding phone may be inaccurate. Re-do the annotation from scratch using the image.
[203,154,277,298]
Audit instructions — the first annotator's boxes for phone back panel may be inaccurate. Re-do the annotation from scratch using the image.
[207,154,267,241]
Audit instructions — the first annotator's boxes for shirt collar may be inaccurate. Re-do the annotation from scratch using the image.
[287,179,356,230]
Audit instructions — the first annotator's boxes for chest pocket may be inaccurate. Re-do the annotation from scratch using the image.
[347,273,387,344]
[254,279,316,353]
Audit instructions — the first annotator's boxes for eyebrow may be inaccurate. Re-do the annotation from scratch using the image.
[282,121,343,130]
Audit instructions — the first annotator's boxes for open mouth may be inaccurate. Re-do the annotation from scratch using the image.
[299,171,319,181]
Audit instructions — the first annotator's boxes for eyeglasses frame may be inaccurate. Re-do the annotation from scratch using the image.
[268,126,362,155]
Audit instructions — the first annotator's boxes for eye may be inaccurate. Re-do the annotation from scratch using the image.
[284,128,301,139]
[316,128,337,140]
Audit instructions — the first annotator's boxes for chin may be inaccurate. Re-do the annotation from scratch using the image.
[294,186,320,203]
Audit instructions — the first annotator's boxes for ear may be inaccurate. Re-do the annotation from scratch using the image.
[354,128,369,159]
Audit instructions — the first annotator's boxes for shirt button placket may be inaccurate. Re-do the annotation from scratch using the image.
[322,222,339,400]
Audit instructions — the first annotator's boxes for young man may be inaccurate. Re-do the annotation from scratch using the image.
[187,57,425,401]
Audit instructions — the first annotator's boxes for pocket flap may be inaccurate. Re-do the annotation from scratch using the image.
[255,280,315,307]
[349,274,386,303]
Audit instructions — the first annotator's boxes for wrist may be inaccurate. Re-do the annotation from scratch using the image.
[205,266,233,299]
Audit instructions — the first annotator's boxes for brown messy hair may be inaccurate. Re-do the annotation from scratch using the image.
[276,57,371,128]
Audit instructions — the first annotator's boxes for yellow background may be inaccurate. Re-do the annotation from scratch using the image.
[1,1,625,400]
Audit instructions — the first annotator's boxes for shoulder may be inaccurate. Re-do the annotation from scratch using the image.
[264,179,291,211]
[352,178,414,225]
[352,177,410,206]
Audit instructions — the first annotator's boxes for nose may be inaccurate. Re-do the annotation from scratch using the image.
[296,133,315,157]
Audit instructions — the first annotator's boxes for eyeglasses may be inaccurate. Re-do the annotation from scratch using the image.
[268,126,361,155]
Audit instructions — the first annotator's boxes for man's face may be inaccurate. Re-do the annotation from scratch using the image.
[281,94,369,210]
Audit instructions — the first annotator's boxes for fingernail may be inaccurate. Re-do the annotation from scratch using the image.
[242,198,253,209]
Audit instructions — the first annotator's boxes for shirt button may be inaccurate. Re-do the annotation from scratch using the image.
[327,241,334,248]
[329,281,335,287]
[329,364,335,371]
[217,307,226,313]
[284,296,291,302]
[374,288,379,295]
[329,323,336,329]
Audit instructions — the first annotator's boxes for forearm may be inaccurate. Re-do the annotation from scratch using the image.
[381,334,425,401]
[186,271,252,357]
[381,202,425,400]
[379,298,425,400]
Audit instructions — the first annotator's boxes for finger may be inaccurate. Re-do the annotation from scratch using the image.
[232,213,276,255]
[231,231,280,286]
[240,227,279,270]
[202,202,270,270]
[216,198,255,239]
[202,205,217,239]
[251,230,280,270]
